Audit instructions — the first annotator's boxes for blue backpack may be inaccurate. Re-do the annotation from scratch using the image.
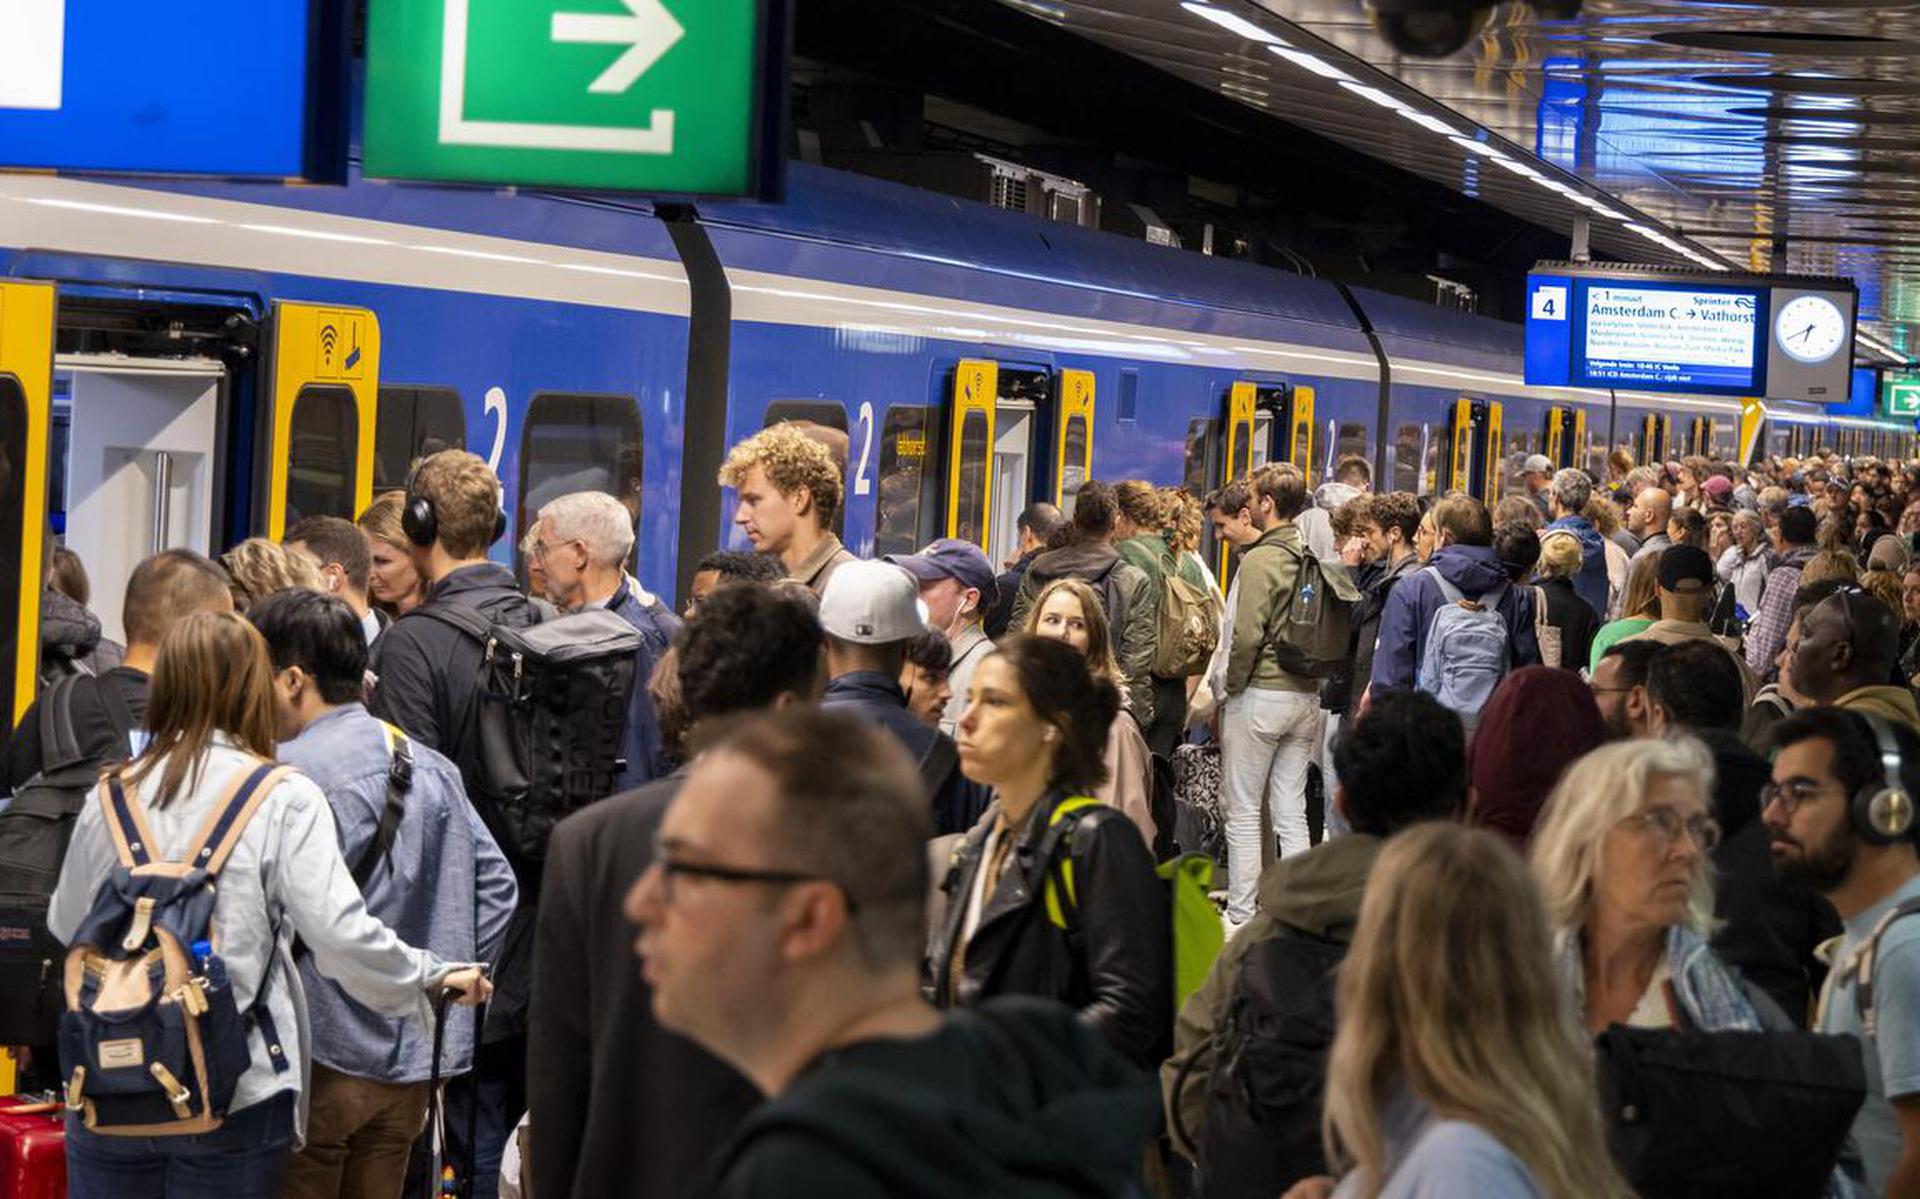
[59,760,292,1135]
[1415,567,1512,727]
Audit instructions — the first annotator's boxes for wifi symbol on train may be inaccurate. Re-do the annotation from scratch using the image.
[320,324,338,366]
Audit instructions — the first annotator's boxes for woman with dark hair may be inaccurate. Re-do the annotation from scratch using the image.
[47,613,487,1197]
[927,634,1172,1066]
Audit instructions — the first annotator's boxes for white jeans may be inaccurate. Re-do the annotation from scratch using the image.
[1221,688,1319,922]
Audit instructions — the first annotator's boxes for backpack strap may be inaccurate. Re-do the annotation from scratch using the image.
[37,675,85,770]
[98,772,160,869]
[350,725,413,890]
[180,761,293,878]
[95,677,139,762]
[1851,896,1920,1038]
[1039,795,1104,930]
[410,602,494,646]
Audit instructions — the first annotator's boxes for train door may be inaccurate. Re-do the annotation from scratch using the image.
[1544,406,1569,469]
[261,302,379,538]
[1442,396,1503,503]
[0,282,54,727]
[1056,369,1094,516]
[942,358,1053,566]
[1639,413,1671,465]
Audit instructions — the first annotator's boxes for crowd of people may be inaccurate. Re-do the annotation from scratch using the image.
[6,429,1920,1199]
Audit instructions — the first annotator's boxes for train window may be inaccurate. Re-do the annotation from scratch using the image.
[1505,427,1538,506]
[1392,423,1421,493]
[518,392,644,566]
[875,405,940,558]
[374,385,466,493]
[1184,419,1217,498]
[1117,370,1138,423]
[1290,418,1310,474]
[951,408,990,546]
[1060,411,1089,516]
[0,377,24,716]
[285,385,359,525]
[1335,421,1368,478]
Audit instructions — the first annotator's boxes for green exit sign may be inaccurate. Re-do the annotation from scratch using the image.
[1887,380,1920,418]
[363,0,782,197]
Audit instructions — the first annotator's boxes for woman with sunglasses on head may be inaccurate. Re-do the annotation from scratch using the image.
[928,634,1171,1067]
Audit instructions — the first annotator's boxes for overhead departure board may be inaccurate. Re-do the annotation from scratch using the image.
[1526,264,1857,403]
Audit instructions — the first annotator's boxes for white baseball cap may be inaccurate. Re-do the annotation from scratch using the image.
[819,560,930,644]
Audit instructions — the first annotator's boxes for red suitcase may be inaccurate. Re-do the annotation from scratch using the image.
[0,1098,65,1199]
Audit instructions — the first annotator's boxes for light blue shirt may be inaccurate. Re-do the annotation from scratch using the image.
[1332,1088,1543,1199]
[1819,872,1920,1198]
[280,703,518,1084]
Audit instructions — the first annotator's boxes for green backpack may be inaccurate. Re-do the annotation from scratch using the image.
[1038,796,1226,1017]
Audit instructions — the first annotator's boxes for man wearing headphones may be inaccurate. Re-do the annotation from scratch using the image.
[1767,708,1920,1198]
[367,449,534,1199]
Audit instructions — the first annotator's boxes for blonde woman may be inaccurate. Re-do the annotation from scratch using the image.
[1285,823,1628,1199]
[1588,552,1659,672]
[219,537,324,612]
[1532,531,1600,671]
[357,491,430,618]
[1024,576,1156,849]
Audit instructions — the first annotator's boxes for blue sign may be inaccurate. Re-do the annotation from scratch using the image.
[0,0,343,179]
[1527,273,1765,395]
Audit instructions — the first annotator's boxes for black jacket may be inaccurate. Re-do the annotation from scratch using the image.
[699,998,1159,1199]
[529,775,760,1199]
[1336,553,1421,712]
[371,562,544,1037]
[821,672,988,835]
[1534,575,1602,672]
[1701,730,1841,1024]
[985,549,1040,641]
[926,790,1171,1068]
[2,667,145,796]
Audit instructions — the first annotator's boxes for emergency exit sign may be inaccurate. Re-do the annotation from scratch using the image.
[1888,379,1920,418]
[363,0,783,197]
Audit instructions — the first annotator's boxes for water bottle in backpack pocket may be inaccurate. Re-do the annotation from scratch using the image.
[59,762,291,1135]
[1415,567,1511,729]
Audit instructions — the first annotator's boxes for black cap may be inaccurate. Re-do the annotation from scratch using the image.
[1658,544,1715,594]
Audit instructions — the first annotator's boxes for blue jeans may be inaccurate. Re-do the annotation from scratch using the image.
[66,1091,295,1199]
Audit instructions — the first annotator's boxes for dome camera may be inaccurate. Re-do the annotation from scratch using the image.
[1364,0,1583,57]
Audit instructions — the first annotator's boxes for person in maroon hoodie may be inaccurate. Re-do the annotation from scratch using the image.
[1466,666,1608,846]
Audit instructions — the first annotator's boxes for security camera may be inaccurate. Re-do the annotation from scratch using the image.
[1363,0,1583,57]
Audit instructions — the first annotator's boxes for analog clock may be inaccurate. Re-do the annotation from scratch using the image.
[1774,295,1848,365]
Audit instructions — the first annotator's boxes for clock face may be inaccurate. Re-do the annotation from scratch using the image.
[1774,295,1848,365]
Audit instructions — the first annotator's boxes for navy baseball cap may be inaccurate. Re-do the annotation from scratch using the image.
[1658,544,1716,594]
[885,538,999,606]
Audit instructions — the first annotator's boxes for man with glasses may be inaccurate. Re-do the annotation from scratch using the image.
[528,582,823,1199]
[1591,640,1662,741]
[1791,588,1920,733]
[533,491,681,790]
[627,707,1160,1197]
[1766,708,1920,1197]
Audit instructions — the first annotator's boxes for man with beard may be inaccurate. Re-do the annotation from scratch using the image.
[1790,588,1920,732]
[1589,639,1662,740]
[1766,708,1920,1197]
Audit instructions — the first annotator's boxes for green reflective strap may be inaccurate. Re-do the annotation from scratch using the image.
[1162,853,1226,1016]
[1043,796,1102,930]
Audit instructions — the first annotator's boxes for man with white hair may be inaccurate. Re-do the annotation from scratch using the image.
[535,490,682,789]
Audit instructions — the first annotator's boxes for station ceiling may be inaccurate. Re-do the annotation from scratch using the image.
[1003,0,1920,365]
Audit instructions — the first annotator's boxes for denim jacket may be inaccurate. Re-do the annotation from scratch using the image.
[280,704,518,1084]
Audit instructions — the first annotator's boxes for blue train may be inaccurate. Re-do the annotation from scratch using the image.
[0,160,1908,722]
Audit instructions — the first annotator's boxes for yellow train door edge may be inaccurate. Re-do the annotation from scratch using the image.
[946,359,998,545]
[1055,369,1094,508]
[1289,385,1314,487]
[1484,401,1504,504]
[0,282,53,727]
[1219,381,1258,584]
[1544,407,1564,467]
[266,302,380,540]
[1448,398,1473,493]
[1572,409,1587,471]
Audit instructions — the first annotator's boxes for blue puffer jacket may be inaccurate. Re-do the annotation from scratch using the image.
[1546,514,1610,617]
[1368,545,1541,691]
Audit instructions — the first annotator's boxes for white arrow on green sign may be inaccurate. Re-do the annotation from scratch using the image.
[365,0,769,194]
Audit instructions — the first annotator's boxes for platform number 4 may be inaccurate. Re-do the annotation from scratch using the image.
[854,402,874,497]
[1532,285,1568,322]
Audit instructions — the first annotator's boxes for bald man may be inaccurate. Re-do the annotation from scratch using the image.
[1789,589,1920,730]
[1628,487,1674,566]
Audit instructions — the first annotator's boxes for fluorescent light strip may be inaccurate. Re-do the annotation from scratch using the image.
[1397,109,1459,137]
[1269,45,1352,82]
[1489,156,1544,180]
[22,197,218,224]
[239,223,391,245]
[1181,2,1288,45]
[1340,81,1408,112]
[1448,136,1505,160]
[411,244,545,264]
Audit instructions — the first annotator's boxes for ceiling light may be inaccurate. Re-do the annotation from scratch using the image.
[1181,2,1288,44]
[1269,45,1353,82]
[1447,136,1505,160]
[412,244,544,264]
[1340,81,1408,111]
[1396,108,1459,136]
[1488,156,1545,180]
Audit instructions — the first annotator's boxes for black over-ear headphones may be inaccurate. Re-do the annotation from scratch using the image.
[1853,712,1917,846]
[401,463,508,549]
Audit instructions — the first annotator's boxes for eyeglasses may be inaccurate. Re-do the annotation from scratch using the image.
[650,839,857,910]
[1620,806,1721,852]
[1759,779,1844,819]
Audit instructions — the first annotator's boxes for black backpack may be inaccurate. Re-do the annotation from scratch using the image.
[0,676,134,1046]
[418,605,640,866]
[1184,925,1347,1199]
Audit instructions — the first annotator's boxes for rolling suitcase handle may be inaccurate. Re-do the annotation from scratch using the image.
[427,980,489,1199]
